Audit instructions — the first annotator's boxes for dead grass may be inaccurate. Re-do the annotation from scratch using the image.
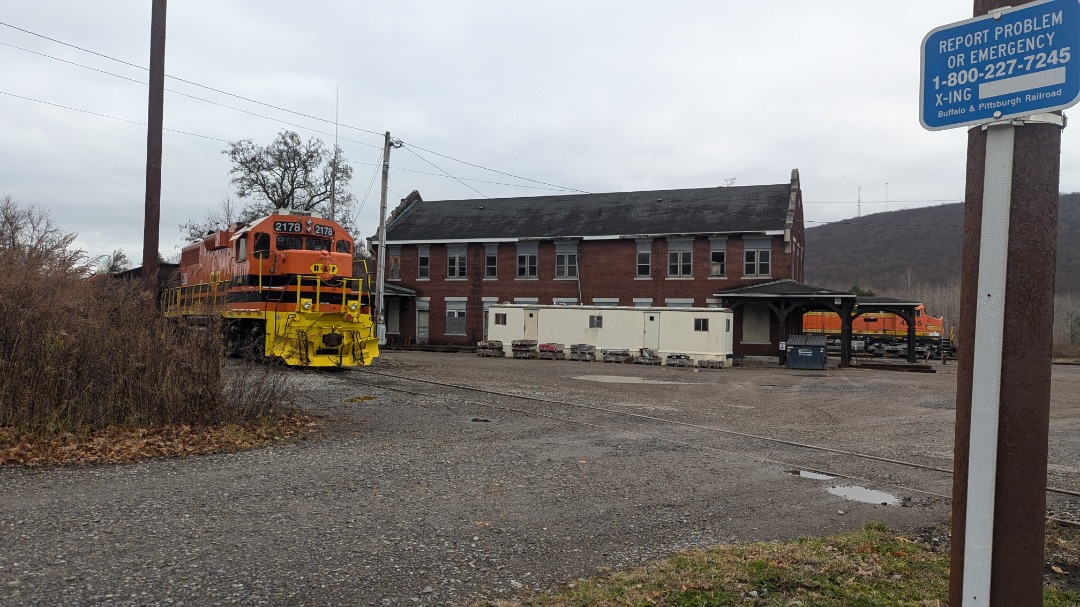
[0,413,318,466]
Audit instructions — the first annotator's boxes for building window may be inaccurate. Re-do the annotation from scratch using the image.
[553,298,579,305]
[636,240,651,277]
[447,245,467,278]
[589,315,603,329]
[445,299,466,335]
[709,238,727,277]
[517,243,538,279]
[494,313,507,325]
[418,245,429,279]
[485,244,497,279]
[744,249,771,276]
[388,245,401,280]
[555,242,578,278]
[694,318,709,331]
[633,298,652,307]
[592,298,619,307]
[743,238,772,277]
[667,238,692,277]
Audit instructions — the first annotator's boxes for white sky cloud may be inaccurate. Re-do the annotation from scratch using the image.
[2,1,1071,263]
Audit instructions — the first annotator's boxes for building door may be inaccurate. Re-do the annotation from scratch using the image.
[416,298,430,344]
[644,312,661,350]
[386,297,400,335]
[524,308,539,342]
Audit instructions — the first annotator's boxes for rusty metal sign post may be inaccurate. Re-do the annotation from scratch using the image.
[921,1,1076,605]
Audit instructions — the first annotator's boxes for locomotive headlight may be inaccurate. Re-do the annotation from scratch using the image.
[302,299,313,310]
[349,303,358,311]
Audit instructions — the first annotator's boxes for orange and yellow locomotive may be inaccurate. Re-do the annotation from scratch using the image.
[163,209,379,367]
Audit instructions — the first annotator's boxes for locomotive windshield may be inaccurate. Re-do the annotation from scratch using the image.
[276,235,303,250]
[336,240,351,254]
[306,238,331,251]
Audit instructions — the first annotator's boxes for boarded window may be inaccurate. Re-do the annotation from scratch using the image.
[445,300,466,335]
[742,303,770,344]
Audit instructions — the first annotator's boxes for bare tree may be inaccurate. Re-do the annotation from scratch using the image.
[223,130,354,222]
[0,194,86,276]
[96,249,131,274]
[180,195,240,243]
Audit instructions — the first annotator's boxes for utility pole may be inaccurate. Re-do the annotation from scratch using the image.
[375,131,402,342]
[142,0,166,285]
[948,1,1064,605]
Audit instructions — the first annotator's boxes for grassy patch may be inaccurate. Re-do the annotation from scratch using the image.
[472,523,1080,607]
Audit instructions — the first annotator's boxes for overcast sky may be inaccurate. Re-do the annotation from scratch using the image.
[2,1,1074,264]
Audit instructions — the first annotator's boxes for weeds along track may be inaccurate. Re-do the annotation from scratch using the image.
[348,369,1080,527]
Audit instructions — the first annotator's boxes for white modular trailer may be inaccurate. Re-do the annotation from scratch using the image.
[487,305,734,366]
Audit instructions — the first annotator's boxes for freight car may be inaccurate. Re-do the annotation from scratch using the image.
[801,304,949,356]
[162,209,379,367]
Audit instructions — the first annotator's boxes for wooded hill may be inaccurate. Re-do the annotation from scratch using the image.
[804,192,1080,295]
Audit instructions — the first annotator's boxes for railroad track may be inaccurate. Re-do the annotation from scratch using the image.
[347,368,1080,528]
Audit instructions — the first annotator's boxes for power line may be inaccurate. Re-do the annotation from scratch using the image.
[1,19,587,195]
[402,145,489,200]
[349,161,580,191]
[0,90,230,142]
[401,141,590,194]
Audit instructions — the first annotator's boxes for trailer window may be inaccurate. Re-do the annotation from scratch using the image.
[694,318,709,331]
[494,313,507,326]
[589,315,603,329]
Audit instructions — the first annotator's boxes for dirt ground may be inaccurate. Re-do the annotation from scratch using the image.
[0,352,1077,606]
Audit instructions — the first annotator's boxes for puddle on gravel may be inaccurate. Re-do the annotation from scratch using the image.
[797,470,836,480]
[827,485,900,506]
[343,395,376,403]
[573,375,692,385]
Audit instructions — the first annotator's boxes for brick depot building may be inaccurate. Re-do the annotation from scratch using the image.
[374,169,806,356]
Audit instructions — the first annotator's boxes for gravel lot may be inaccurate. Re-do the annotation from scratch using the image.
[1,352,1077,606]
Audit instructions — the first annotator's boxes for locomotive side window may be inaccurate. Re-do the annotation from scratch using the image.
[336,240,351,254]
[235,235,248,262]
[277,235,302,250]
[306,238,331,251]
[253,232,270,258]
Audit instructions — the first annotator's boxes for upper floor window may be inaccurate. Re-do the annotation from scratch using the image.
[709,237,727,277]
[485,244,498,279]
[447,244,467,278]
[517,243,538,279]
[743,237,772,277]
[636,240,651,277]
[667,238,692,277]
[388,245,401,280]
[418,245,430,279]
[555,242,578,278]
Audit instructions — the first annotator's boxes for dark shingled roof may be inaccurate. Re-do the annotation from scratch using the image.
[384,183,793,242]
[717,279,854,297]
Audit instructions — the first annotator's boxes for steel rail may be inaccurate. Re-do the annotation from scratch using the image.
[357,369,1080,500]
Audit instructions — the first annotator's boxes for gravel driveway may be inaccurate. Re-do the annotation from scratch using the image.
[1,352,1076,606]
